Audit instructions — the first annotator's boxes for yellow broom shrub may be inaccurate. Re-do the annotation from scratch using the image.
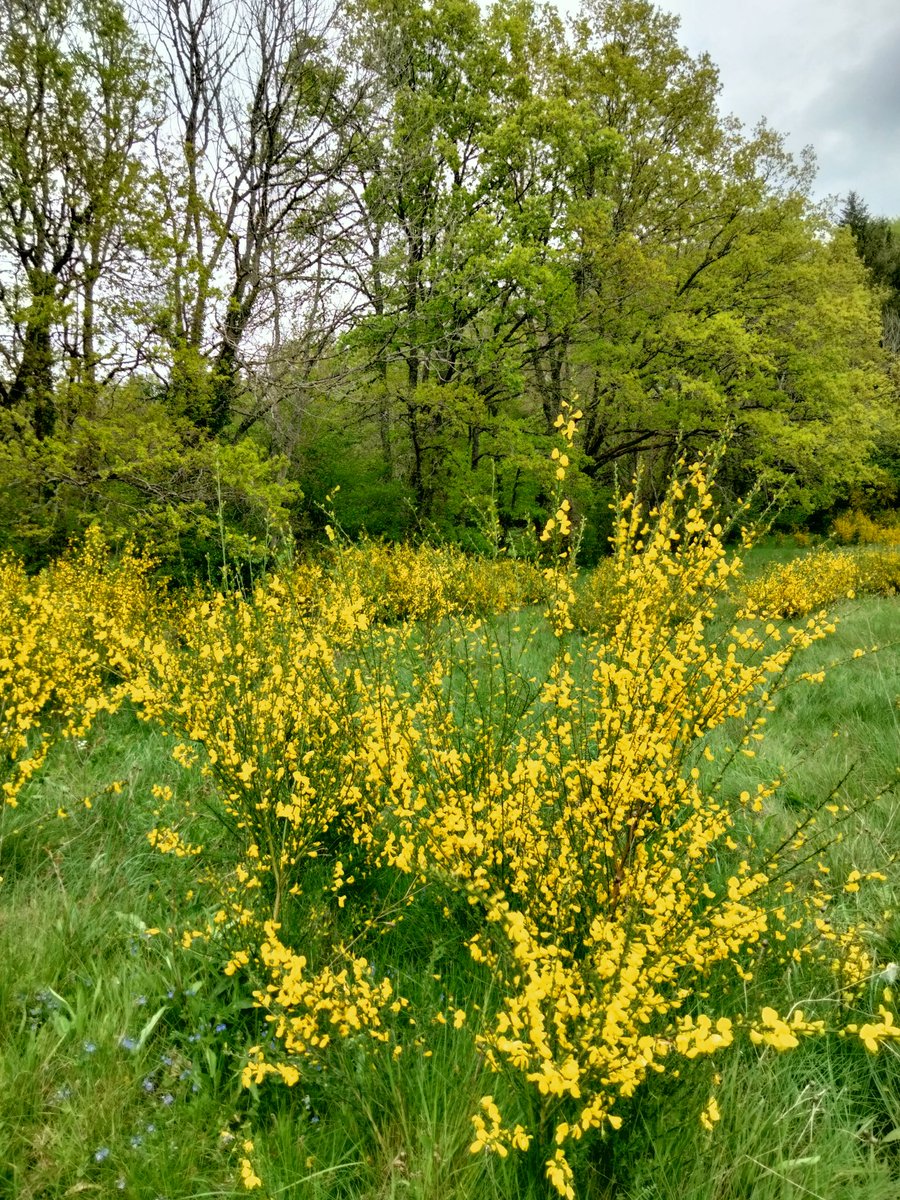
[347,412,886,1194]
[330,539,547,625]
[0,528,154,808]
[132,415,895,1198]
[744,545,900,618]
[832,510,900,546]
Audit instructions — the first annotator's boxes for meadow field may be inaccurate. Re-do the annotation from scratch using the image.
[3,1,900,1194]
[2,463,900,1200]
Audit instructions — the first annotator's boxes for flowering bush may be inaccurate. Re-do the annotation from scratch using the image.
[0,528,154,808]
[7,437,897,1199]
[136,409,891,1197]
[832,510,900,547]
[743,546,900,618]
[360,419,881,1193]
[327,538,548,624]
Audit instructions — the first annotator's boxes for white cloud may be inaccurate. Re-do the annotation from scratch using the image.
[555,0,900,216]
[658,0,900,215]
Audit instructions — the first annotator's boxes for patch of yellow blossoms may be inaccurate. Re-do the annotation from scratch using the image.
[8,433,885,1200]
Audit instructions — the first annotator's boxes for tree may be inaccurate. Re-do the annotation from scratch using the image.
[1,0,893,556]
[0,0,158,436]
[335,0,511,512]
[838,192,900,499]
[327,0,891,533]
[144,0,355,432]
[334,0,622,520]
[840,190,900,346]
[476,0,890,515]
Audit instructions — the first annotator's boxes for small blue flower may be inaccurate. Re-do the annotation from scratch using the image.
[83,1041,97,1054]
[145,1122,156,1134]
[160,1054,173,1067]
[135,995,147,1007]
[120,1036,138,1052]
[94,1147,110,1163]
[54,1085,73,1101]
[166,988,175,999]
[130,1134,144,1149]
[161,1092,174,1106]
[214,1022,226,1033]
[187,1033,200,1043]
[142,1078,155,1093]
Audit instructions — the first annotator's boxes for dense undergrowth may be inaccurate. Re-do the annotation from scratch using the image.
[2,426,900,1198]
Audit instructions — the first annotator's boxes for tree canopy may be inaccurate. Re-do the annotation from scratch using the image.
[0,0,896,568]
[840,190,900,347]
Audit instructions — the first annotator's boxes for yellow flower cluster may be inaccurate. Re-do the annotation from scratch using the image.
[129,564,417,1067]
[327,539,548,625]
[749,1006,825,1051]
[743,545,900,618]
[241,921,400,1086]
[856,548,900,596]
[539,408,581,637]
[469,1095,532,1157]
[346,428,881,1192]
[741,547,858,619]
[0,527,154,808]
[131,571,381,922]
[852,999,900,1054]
[238,1139,262,1191]
[832,509,900,546]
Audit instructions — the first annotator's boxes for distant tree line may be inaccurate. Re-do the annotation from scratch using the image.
[840,191,900,352]
[0,0,897,573]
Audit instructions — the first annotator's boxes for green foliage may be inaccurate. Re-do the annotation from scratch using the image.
[840,191,900,317]
[0,0,161,431]
[295,427,418,541]
[319,0,896,539]
[0,391,299,578]
[0,0,897,567]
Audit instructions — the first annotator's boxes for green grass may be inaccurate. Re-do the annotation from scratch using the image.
[615,1039,900,1200]
[740,536,821,578]
[1,593,899,1199]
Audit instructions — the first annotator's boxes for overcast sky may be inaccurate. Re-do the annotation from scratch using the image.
[651,0,900,217]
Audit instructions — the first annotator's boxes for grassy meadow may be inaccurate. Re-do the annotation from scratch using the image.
[2,472,900,1200]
